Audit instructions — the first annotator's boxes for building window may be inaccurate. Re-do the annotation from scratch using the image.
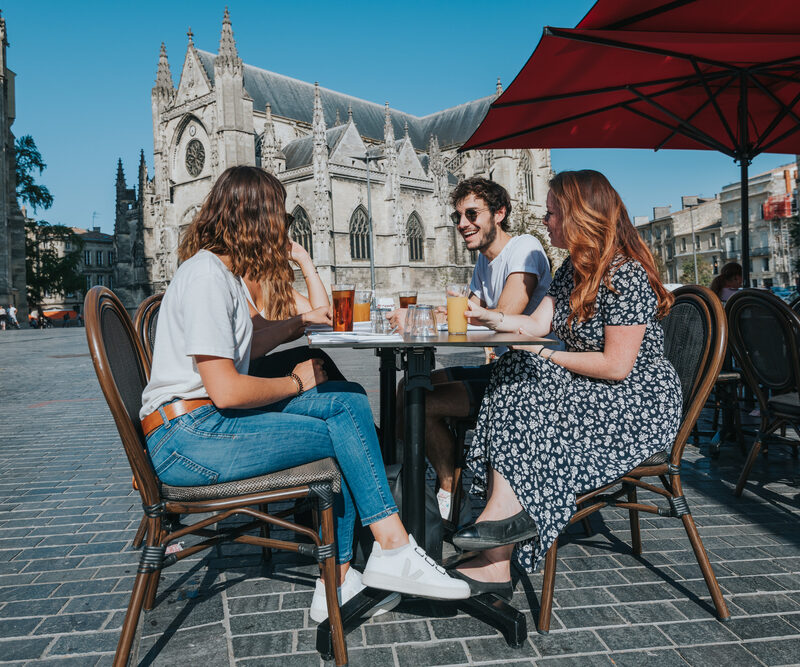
[763,258,770,272]
[349,206,370,260]
[84,251,92,266]
[85,275,92,290]
[695,237,701,250]
[109,251,115,266]
[96,250,103,266]
[96,275,103,287]
[289,206,313,259]
[710,233,716,248]
[107,275,113,290]
[469,249,478,263]
[681,238,686,252]
[407,212,424,262]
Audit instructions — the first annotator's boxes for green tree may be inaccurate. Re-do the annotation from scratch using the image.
[15,135,54,212]
[680,258,714,286]
[25,221,84,312]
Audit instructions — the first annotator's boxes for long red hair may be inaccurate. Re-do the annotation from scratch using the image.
[549,170,672,327]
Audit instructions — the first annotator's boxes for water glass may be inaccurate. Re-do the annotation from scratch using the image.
[405,304,418,335]
[413,305,437,338]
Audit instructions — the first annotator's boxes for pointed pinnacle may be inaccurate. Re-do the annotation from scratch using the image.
[265,103,272,124]
[187,27,194,45]
[404,119,409,138]
[219,7,238,59]
[347,105,353,122]
[496,77,503,95]
[335,109,341,125]
[155,42,173,90]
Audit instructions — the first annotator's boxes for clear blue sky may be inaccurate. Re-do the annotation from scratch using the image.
[4,0,796,234]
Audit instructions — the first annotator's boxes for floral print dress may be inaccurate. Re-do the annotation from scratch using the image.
[467,256,682,572]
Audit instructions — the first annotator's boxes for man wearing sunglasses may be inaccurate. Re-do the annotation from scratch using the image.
[393,177,551,526]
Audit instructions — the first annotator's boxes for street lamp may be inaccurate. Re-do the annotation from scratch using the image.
[689,204,699,282]
[352,149,381,293]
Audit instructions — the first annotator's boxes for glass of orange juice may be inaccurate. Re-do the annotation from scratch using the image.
[446,284,470,334]
[354,290,372,322]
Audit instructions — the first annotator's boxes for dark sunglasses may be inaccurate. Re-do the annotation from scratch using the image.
[451,207,489,225]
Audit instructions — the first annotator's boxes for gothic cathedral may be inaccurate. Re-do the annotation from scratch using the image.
[114,9,552,307]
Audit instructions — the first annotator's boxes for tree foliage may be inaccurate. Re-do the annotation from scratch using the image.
[680,258,714,286]
[15,135,54,212]
[25,221,84,308]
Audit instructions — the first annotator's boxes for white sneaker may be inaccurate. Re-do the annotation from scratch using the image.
[361,534,470,600]
[309,567,401,623]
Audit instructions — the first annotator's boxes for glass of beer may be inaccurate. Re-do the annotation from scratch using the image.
[398,290,418,309]
[354,290,372,322]
[446,284,470,334]
[331,284,355,332]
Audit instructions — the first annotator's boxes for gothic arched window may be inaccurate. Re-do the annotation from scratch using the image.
[349,207,371,260]
[520,151,535,202]
[254,133,263,168]
[407,212,424,262]
[290,206,313,259]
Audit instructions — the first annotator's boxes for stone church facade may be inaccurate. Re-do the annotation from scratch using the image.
[0,12,28,320]
[114,9,552,307]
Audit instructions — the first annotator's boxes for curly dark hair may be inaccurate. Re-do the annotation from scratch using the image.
[450,177,512,231]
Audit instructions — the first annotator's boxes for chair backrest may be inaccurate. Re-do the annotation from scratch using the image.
[133,292,164,365]
[661,285,727,463]
[788,294,800,318]
[84,286,161,503]
[726,289,800,412]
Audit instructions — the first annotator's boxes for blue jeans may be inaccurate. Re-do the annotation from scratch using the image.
[145,381,397,563]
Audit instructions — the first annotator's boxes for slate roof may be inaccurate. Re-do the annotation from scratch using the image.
[281,125,348,171]
[195,50,493,151]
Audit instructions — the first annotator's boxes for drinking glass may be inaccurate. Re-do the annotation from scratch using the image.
[405,304,418,335]
[398,290,418,309]
[331,284,355,332]
[354,290,372,322]
[413,305,437,338]
[446,284,470,334]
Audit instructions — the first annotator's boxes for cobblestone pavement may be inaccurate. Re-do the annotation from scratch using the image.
[1,327,800,666]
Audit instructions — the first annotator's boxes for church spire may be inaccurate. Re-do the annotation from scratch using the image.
[403,119,410,141]
[261,103,279,174]
[216,7,242,72]
[116,159,126,191]
[313,82,327,138]
[312,82,332,261]
[383,103,399,202]
[186,26,194,47]
[496,77,503,96]
[384,102,394,143]
[347,104,353,124]
[153,42,173,94]
[137,150,148,200]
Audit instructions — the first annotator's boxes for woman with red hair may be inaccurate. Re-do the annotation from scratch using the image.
[449,170,681,599]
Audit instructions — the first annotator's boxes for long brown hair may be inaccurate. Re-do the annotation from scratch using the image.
[710,261,742,297]
[549,170,673,326]
[178,166,295,319]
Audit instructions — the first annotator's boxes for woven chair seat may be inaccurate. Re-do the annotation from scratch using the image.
[639,450,669,466]
[161,457,342,501]
[716,370,740,383]
[768,392,800,418]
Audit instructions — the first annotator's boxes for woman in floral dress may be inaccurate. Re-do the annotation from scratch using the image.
[450,170,682,599]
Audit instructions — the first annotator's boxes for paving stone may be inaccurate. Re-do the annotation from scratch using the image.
[607,649,687,666]
[465,635,538,662]
[595,625,671,651]
[229,609,305,635]
[732,592,800,615]
[553,605,625,629]
[34,612,109,635]
[659,619,738,645]
[529,630,607,657]
[0,615,43,636]
[677,642,763,666]
[743,636,800,666]
[614,601,685,624]
[139,623,229,664]
[536,655,611,666]
[394,640,468,666]
[364,619,431,644]
[0,637,52,660]
[48,631,120,655]
[430,615,501,640]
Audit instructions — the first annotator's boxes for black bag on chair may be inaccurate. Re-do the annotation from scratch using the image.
[353,463,443,566]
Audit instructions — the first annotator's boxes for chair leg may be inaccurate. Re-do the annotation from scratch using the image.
[318,499,347,666]
[259,503,272,563]
[626,485,642,556]
[132,516,148,549]
[447,422,469,530]
[681,513,730,622]
[735,437,764,497]
[537,539,558,635]
[113,569,150,667]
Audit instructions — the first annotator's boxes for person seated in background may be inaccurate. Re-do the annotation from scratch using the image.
[447,170,682,600]
[389,177,551,525]
[140,166,469,621]
[710,261,743,303]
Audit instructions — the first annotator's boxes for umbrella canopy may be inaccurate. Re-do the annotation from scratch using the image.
[461,3,800,286]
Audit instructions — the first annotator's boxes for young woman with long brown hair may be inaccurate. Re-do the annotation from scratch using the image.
[140,166,468,621]
[446,170,682,599]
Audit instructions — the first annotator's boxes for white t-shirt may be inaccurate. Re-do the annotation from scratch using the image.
[470,234,551,314]
[140,250,253,419]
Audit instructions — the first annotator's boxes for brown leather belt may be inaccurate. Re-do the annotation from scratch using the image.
[141,398,214,437]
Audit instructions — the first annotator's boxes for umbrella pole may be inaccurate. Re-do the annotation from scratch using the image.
[740,159,750,287]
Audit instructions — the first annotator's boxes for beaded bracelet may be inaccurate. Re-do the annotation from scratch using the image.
[288,372,304,396]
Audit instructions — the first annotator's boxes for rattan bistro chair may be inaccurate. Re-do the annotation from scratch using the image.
[726,289,800,497]
[84,287,348,666]
[133,292,163,366]
[536,285,731,633]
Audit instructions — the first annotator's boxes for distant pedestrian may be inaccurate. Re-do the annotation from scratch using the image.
[63,312,71,328]
[8,305,19,328]
[0,305,7,330]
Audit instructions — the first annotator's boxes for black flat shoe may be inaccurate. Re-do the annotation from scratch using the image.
[452,511,538,551]
[449,569,514,601]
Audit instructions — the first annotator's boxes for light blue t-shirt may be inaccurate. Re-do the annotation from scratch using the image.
[469,234,551,314]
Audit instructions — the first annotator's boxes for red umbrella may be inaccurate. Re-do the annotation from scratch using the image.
[462,4,800,286]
